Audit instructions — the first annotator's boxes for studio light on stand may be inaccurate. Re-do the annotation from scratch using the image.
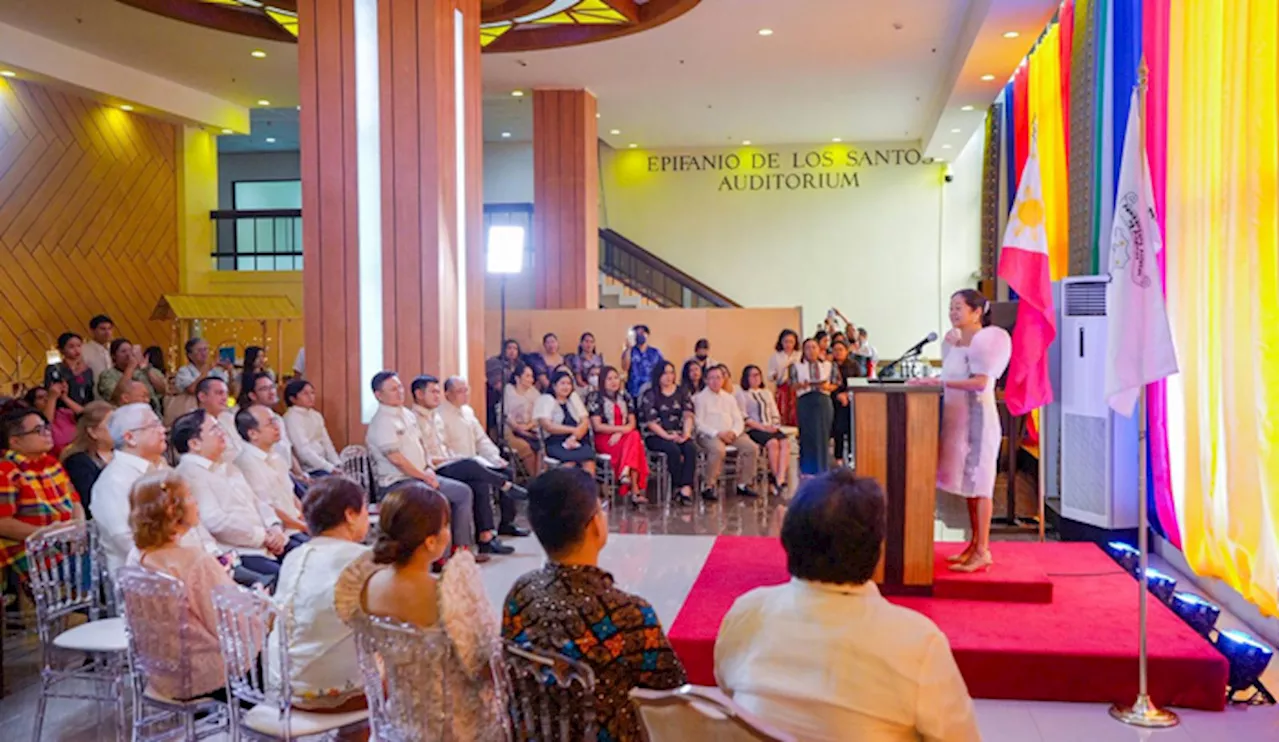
[487,224,525,478]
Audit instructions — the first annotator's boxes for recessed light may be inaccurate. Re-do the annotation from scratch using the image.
[742,140,752,145]
[628,143,637,149]
[942,144,952,149]
[296,105,301,111]
[1003,31,1020,39]
[832,137,842,143]
[610,129,621,135]
[0,70,15,78]
[758,28,774,36]
[265,137,276,143]
[950,128,962,133]
[119,104,134,112]
[595,112,600,118]
[980,74,996,81]
[251,50,267,59]
[960,105,974,111]
[511,90,524,97]
[257,99,271,106]
[501,132,511,138]
[220,128,233,135]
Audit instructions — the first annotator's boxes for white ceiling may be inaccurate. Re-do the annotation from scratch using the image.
[0,0,1059,154]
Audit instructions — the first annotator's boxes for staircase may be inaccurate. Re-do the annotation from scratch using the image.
[598,228,739,309]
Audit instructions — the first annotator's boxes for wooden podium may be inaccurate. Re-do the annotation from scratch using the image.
[849,383,940,595]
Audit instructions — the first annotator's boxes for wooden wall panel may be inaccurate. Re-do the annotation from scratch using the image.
[0,79,178,388]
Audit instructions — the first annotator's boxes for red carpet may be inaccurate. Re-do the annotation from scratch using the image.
[668,536,1229,711]
[933,542,1053,603]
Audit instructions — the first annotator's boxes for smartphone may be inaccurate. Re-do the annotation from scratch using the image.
[218,347,236,365]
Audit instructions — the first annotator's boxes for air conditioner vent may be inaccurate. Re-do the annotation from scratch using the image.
[1064,280,1107,317]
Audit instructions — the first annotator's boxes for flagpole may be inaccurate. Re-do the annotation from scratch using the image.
[1108,57,1178,730]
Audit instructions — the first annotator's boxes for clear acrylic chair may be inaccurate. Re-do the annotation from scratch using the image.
[26,521,130,741]
[502,642,597,742]
[338,445,376,501]
[211,584,369,740]
[87,520,119,617]
[630,685,797,742]
[646,449,670,509]
[350,610,452,741]
[115,566,228,741]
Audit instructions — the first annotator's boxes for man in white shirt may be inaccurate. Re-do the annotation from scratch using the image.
[82,314,113,377]
[197,376,243,466]
[855,327,878,365]
[714,471,981,742]
[235,405,309,537]
[238,372,308,486]
[173,337,232,398]
[282,379,341,474]
[172,409,288,579]
[692,366,758,500]
[90,403,170,574]
[365,371,479,558]
[438,375,529,538]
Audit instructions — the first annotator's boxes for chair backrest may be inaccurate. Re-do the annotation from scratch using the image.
[630,686,797,742]
[87,520,118,617]
[211,584,289,733]
[350,610,452,742]
[338,445,376,500]
[502,642,597,742]
[25,521,101,642]
[115,566,195,700]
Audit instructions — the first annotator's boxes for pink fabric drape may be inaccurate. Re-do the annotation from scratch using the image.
[1059,0,1075,160]
[1013,62,1030,178]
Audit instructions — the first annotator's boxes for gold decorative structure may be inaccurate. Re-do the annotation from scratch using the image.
[150,294,300,378]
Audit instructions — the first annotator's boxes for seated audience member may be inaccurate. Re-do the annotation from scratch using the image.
[241,345,276,387]
[173,409,288,579]
[196,376,241,466]
[715,363,735,396]
[567,332,604,391]
[687,338,716,375]
[144,346,168,379]
[60,401,115,512]
[534,370,596,475]
[485,339,523,432]
[830,341,860,466]
[282,379,342,475]
[736,365,790,497]
[409,376,515,556]
[339,482,504,739]
[680,358,704,397]
[238,372,307,485]
[814,330,832,361]
[169,338,233,423]
[365,371,479,560]
[235,405,309,538]
[586,367,649,506]
[502,362,542,477]
[526,332,565,391]
[45,332,95,406]
[117,379,154,408]
[693,366,758,500]
[97,338,164,412]
[91,403,171,574]
[82,314,114,378]
[503,469,686,741]
[715,471,980,742]
[436,376,529,538]
[639,361,697,505]
[129,470,236,702]
[621,324,663,399]
[26,380,80,455]
[268,477,370,712]
[0,408,84,583]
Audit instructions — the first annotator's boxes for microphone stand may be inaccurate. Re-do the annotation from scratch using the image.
[878,348,923,380]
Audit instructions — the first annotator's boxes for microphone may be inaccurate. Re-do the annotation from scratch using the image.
[879,332,938,379]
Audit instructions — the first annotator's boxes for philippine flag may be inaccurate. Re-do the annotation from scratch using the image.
[998,144,1057,416]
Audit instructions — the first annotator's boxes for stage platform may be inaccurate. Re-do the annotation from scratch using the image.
[667,537,1230,711]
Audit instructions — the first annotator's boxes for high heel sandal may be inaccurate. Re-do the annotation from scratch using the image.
[946,545,977,563]
[948,550,993,573]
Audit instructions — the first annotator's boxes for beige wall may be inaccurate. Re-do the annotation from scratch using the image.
[485,307,801,387]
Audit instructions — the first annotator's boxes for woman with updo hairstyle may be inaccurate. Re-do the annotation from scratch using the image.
[335,481,505,740]
[909,288,1012,573]
[129,470,237,701]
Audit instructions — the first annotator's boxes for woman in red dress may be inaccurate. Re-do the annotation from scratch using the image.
[586,366,650,506]
[768,329,801,427]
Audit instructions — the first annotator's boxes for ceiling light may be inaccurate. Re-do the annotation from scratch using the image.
[1003,31,1020,39]
[221,128,234,135]
[628,143,637,149]
[610,129,621,135]
[742,140,751,146]
[501,132,511,138]
[942,144,952,149]
[831,137,842,143]
[758,28,773,36]
[511,90,524,97]
[265,137,276,143]
[0,70,15,78]
[960,105,974,111]
[595,112,600,118]
[980,74,996,81]
[119,104,134,112]
[950,128,962,133]
[296,105,301,111]
[257,99,271,106]
[251,50,267,59]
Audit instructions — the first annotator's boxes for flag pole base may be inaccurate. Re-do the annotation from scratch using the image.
[1109,695,1180,728]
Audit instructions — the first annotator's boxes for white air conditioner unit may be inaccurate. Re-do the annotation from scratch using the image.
[1055,276,1140,530]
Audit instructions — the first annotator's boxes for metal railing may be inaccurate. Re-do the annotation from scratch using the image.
[598,228,738,308]
[210,209,303,271]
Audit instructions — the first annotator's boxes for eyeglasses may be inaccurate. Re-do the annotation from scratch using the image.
[127,420,166,435]
[16,423,51,437]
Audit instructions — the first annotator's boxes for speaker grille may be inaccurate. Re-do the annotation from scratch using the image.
[1062,413,1107,516]
[1064,280,1107,317]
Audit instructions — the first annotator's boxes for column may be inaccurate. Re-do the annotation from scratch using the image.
[299,0,485,447]
[533,88,599,309]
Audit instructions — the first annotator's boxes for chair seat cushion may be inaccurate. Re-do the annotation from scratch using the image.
[242,704,369,737]
[142,687,223,709]
[52,617,127,653]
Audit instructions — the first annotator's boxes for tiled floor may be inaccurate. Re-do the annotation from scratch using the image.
[3,502,1276,741]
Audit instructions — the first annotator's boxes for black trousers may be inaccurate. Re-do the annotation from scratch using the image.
[797,392,834,475]
[645,436,697,489]
[437,459,510,535]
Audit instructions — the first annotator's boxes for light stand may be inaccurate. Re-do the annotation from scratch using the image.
[487,224,526,478]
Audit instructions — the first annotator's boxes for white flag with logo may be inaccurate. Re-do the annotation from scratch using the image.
[1105,88,1178,416]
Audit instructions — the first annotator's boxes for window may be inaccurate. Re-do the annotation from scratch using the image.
[212,179,303,272]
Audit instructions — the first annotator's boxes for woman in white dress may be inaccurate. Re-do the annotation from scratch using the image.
[909,289,1012,573]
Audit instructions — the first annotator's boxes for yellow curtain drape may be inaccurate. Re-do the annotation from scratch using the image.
[1028,24,1069,281]
[1166,0,1279,617]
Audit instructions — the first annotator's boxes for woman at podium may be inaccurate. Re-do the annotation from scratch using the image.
[908,289,1011,573]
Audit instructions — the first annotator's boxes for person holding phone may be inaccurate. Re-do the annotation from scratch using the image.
[620,324,663,399]
[169,337,236,424]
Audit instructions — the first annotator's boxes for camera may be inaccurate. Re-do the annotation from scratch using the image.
[943,164,954,183]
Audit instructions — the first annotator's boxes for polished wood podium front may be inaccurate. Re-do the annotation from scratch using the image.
[850,383,941,595]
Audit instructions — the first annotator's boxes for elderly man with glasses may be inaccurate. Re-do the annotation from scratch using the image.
[89,403,170,575]
[0,408,84,583]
